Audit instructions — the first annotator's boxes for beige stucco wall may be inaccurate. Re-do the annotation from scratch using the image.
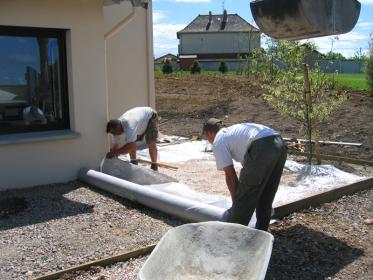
[104,2,155,119]
[0,0,109,189]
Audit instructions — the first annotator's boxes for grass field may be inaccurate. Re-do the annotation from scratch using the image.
[155,68,369,91]
[326,73,369,90]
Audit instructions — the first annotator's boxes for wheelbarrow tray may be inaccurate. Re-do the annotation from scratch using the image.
[138,221,274,280]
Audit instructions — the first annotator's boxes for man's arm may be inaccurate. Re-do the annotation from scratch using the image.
[223,165,238,201]
[106,142,137,158]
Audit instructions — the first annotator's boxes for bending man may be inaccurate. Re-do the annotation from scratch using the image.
[106,107,159,171]
[202,118,287,231]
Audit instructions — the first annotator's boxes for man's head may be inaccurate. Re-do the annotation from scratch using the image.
[106,120,124,135]
[202,118,224,143]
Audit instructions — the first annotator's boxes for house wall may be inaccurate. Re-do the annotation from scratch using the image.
[0,0,108,189]
[104,2,155,119]
[179,32,260,55]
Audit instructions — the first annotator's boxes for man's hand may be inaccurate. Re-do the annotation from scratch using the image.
[106,150,118,159]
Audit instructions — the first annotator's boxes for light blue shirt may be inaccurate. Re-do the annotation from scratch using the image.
[212,123,279,170]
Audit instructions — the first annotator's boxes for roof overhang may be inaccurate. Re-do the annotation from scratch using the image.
[103,0,149,7]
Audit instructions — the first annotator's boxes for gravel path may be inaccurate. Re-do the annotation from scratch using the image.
[0,182,182,280]
[62,188,373,280]
[1,174,371,280]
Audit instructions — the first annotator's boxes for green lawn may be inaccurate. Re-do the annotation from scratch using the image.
[325,73,368,90]
[155,69,369,91]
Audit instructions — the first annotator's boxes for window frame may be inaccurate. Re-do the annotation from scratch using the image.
[0,25,70,135]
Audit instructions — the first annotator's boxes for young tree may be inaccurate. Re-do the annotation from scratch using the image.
[218,61,228,74]
[162,59,173,74]
[264,41,347,164]
[190,60,201,74]
[367,34,373,97]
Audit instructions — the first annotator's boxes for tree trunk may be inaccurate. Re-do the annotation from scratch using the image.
[302,63,313,165]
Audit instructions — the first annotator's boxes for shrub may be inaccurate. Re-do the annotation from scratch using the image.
[190,60,201,74]
[162,59,173,74]
[218,61,228,74]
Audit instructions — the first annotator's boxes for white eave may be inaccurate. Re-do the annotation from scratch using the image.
[103,0,148,7]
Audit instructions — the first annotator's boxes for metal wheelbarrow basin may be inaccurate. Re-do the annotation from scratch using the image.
[138,221,274,280]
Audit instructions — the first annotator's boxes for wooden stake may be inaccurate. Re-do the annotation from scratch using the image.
[32,244,156,280]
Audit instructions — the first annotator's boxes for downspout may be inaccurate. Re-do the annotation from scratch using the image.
[145,1,155,108]
[103,4,136,149]
[104,7,136,40]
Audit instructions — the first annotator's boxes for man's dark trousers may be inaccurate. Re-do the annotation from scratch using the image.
[228,135,287,230]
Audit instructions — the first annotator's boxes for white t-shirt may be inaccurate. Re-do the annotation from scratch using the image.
[212,123,279,170]
[113,107,154,144]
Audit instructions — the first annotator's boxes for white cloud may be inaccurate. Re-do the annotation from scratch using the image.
[360,0,373,6]
[153,23,186,57]
[153,10,168,23]
[356,21,373,30]
[304,32,370,57]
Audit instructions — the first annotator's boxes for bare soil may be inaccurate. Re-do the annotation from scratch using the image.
[156,75,373,161]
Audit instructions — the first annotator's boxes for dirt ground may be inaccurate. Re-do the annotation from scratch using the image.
[156,75,373,162]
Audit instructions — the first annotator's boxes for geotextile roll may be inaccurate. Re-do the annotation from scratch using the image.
[78,168,229,222]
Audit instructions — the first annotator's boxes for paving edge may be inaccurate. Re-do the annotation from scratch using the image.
[273,177,373,218]
[32,244,156,280]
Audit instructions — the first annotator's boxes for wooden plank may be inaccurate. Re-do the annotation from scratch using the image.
[283,137,362,147]
[32,244,156,280]
[289,150,373,166]
[274,177,373,218]
[137,158,178,170]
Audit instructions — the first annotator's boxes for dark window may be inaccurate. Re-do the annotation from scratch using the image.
[0,26,69,135]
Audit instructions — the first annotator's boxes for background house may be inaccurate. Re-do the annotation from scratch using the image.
[154,53,178,64]
[0,0,154,189]
[177,10,260,70]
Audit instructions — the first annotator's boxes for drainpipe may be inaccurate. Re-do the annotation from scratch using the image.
[104,8,137,40]
[103,2,137,149]
[79,168,229,222]
[145,1,155,108]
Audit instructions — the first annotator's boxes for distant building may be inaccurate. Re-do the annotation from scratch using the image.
[154,53,178,64]
[177,10,260,70]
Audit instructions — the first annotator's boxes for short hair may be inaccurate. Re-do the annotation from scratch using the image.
[202,118,224,134]
[106,119,121,133]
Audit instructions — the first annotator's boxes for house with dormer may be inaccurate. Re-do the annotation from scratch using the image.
[177,10,260,70]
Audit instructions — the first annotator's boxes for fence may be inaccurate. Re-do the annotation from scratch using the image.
[155,59,367,74]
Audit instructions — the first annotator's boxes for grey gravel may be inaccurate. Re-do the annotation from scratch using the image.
[61,188,373,280]
[1,180,371,280]
[0,182,182,280]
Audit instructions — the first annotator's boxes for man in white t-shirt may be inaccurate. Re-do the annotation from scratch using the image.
[106,107,159,171]
[202,118,287,231]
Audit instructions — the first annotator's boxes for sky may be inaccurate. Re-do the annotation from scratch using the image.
[152,0,373,59]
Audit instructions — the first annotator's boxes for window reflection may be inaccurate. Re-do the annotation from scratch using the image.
[0,26,69,135]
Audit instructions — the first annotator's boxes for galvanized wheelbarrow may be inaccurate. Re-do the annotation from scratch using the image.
[138,221,274,280]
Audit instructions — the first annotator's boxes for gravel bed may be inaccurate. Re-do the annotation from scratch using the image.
[0,182,183,280]
[60,188,372,280]
[1,168,371,280]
